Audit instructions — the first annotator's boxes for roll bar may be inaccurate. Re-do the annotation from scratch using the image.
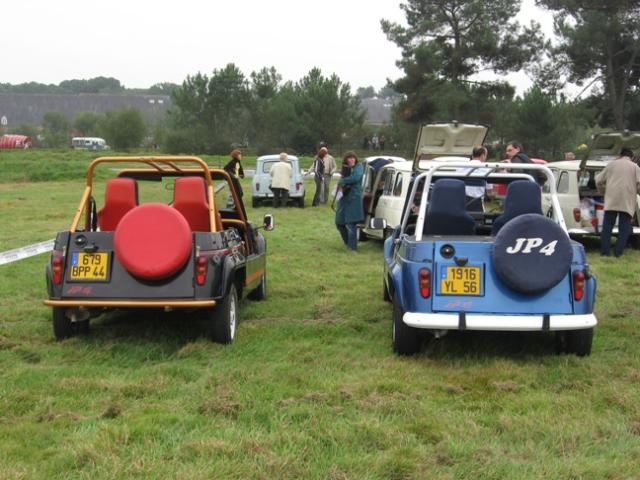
[401,162,566,241]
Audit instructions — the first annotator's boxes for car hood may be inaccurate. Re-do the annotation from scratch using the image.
[413,122,488,170]
[579,131,640,170]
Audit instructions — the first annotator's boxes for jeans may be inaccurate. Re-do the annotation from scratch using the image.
[272,188,289,208]
[312,175,324,206]
[601,210,632,256]
[337,222,358,251]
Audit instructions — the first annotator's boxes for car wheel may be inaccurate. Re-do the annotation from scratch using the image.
[383,278,391,302]
[205,284,238,344]
[392,294,421,355]
[298,197,305,208]
[252,197,259,208]
[53,307,73,340]
[629,234,640,250]
[555,328,593,357]
[248,273,267,301]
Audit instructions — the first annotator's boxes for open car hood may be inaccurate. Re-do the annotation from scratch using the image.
[579,131,640,170]
[413,122,488,170]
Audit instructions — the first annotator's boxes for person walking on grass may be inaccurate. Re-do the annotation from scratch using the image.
[311,147,326,206]
[335,152,364,252]
[596,147,640,257]
[269,152,293,208]
[224,149,245,197]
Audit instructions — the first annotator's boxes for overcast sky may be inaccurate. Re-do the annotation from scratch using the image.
[5,0,554,95]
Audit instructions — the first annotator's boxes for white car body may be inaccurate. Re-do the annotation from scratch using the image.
[251,155,305,208]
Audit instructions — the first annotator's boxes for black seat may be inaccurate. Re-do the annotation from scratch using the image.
[491,180,543,235]
[423,179,475,235]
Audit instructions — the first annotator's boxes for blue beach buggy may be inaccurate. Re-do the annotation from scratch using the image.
[381,162,597,356]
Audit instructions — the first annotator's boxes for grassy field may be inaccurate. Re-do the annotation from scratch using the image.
[1,152,640,479]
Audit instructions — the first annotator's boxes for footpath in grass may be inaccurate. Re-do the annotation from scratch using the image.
[1,176,640,479]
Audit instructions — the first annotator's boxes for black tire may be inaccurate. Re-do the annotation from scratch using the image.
[555,328,593,357]
[297,197,305,208]
[248,273,267,301]
[383,278,391,302]
[392,294,421,355]
[53,307,73,340]
[205,284,238,344]
[629,234,640,250]
[252,197,259,208]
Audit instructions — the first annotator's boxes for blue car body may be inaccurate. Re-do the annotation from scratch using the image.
[382,162,597,356]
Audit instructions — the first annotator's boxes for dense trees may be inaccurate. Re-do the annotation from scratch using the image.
[167,64,365,154]
[382,0,544,123]
[536,0,640,130]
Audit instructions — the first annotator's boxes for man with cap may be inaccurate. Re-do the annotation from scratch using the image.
[269,152,293,208]
[319,147,337,205]
[596,147,640,257]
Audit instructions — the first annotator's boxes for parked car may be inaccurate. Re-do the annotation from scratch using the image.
[71,137,110,150]
[541,132,640,247]
[380,162,597,356]
[44,156,272,343]
[252,155,305,208]
[359,122,488,240]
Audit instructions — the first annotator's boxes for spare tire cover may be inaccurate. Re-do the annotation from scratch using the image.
[114,203,192,280]
[492,214,572,294]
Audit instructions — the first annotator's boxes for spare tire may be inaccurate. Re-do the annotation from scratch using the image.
[114,203,192,280]
[492,214,572,294]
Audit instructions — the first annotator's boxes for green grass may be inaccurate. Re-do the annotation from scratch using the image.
[1,164,640,478]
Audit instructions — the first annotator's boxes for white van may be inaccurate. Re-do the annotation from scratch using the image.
[72,137,110,150]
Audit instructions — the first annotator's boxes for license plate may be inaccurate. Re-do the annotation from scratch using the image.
[440,266,482,296]
[69,252,110,281]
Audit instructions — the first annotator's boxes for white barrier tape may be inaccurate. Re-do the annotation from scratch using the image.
[0,239,55,266]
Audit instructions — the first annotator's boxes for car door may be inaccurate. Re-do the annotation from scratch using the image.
[376,170,407,229]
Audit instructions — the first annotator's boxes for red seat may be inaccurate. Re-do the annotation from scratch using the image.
[98,178,139,231]
[173,177,211,231]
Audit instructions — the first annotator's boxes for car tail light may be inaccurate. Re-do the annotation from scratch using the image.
[196,256,208,285]
[296,182,302,191]
[573,270,585,301]
[52,250,64,285]
[256,182,260,191]
[573,208,581,222]
[418,268,431,298]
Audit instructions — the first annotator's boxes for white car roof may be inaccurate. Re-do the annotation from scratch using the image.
[364,155,407,163]
[257,155,299,162]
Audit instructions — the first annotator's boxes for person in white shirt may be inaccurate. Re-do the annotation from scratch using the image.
[269,152,293,208]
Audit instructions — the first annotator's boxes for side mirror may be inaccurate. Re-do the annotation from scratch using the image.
[263,214,275,231]
[370,217,387,230]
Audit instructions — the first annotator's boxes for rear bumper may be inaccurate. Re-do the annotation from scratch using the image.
[44,299,216,308]
[403,312,597,331]
[568,227,640,235]
[253,191,304,199]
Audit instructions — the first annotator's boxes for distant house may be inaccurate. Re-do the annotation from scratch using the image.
[0,93,171,127]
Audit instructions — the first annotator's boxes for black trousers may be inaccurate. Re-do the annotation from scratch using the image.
[272,188,289,207]
[601,210,632,256]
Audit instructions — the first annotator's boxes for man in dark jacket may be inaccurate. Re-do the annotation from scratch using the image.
[224,149,245,197]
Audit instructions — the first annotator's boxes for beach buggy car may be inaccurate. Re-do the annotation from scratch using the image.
[251,154,305,208]
[381,162,597,356]
[44,156,271,343]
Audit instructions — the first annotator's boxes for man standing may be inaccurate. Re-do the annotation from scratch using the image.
[595,148,640,257]
[310,148,326,206]
[224,149,245,197]
[321,147,337,205]
[466,145,488,212]
[269,152,293,208]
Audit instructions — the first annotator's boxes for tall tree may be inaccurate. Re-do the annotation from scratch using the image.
[382,0,544,121]
[536,0,640,129]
